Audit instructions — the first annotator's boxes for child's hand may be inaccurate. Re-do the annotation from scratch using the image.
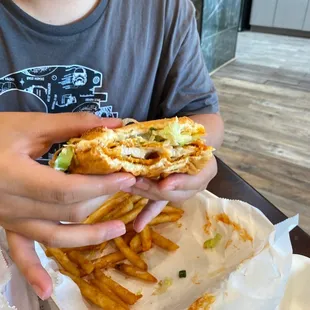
[128,157,218,232]
[0,112,136,300]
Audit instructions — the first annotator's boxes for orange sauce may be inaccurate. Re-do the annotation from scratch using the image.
[203,213,212,235]
[216,213,253,242]
[188,294,216,310]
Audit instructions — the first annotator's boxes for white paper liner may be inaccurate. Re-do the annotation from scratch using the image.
[0,191,299,309]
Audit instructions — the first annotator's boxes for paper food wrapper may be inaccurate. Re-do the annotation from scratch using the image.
[0,191,298,310]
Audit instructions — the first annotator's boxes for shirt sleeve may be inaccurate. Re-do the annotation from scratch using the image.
[155,0,219,118]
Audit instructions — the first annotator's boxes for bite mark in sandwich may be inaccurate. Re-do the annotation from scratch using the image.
[50,117,215,178]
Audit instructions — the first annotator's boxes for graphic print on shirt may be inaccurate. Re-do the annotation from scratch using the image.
[0,65,118,117]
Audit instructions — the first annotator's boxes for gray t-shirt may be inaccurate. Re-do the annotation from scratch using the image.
[0,0,218,120]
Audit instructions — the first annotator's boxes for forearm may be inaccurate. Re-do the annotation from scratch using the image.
[189,113,224,150]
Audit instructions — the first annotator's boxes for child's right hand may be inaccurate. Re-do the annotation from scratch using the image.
[0,112,136,299]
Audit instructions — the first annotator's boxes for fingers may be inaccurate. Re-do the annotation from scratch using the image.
[158,157,218,191]
[31,112,122,143]
[3,158,136,203]
[5,219,126,248]
[128,178,198,202]
[125,185,160,201]
[6,231,53,300]
[133,200,168,233]
[0,193,111,222]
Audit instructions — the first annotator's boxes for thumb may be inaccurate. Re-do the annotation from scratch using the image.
[34,112,122,143]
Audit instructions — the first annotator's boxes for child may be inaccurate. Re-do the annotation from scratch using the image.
[0,0,224,302]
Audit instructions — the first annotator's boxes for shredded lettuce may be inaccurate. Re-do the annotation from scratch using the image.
[152,277,173,295]
[54,146,74,171]
[204,233,222,249]
[139,120,201,146]
[156,120,197,146]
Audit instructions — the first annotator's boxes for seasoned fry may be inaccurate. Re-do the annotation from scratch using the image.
[60,245,95,253]
[67,251,94,275]
[98,241,109,252]
[140,225,152,252]
[93,245,143,269]
[102,195,141,222]
[151,229,179,251]
[117,198,148,224]
[60,270,126,310]
[83,192,130,224]
[94,251,126,269]
[162,205,185,215]
[103,199,134,221]
[129,234,141,252]
[114,237,148,270]
[125,222,134,233]
[134,197,149,208]
[123,231,137,245]
[91,279,129,309]
[61,241,108,254]
[94,269,142,305]
[47,248,80,277]
[149,213,182,225]
[115,263,157,283]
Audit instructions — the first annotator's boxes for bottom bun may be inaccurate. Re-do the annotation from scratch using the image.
[68,146,214,178]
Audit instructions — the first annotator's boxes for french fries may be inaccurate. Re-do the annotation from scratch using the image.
[47,248,80,277]
[129,234,141,252]
[149,213,182,225]
[125,222,134,233]
[94,269,142,305]
[61,241,108,254]
[94,251,126,269]
[67,251,94,275]
[91,279,130,309]
[115,263,158,283]
[123,231,137,245]
[151,229,179,251]
[162,205,185,215]
[46,191,184,309]
[140,225,152,252]
[83,192,130,224]
[117,198,148,224]
[114,237,148,270]
[60,270,126,310]
[102,197,136,221]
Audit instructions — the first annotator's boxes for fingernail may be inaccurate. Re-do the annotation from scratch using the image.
[106,222,126,240]
[32,285,49,300]
[120,177,136,190]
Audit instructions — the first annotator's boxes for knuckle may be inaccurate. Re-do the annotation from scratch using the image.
[50,187,76,204]
[77,111,99,123]
[41,230,60,248]
[65,205,84,222]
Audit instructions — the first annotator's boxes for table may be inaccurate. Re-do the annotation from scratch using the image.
[208,157,310,258]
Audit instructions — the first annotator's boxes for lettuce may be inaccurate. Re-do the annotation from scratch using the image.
[157,120,194,146]
[203,233,222,249]
[54,146,74,171]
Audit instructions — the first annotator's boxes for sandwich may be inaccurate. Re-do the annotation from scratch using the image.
[50,116,214,179]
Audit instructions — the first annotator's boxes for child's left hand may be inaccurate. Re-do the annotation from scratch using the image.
[128,156,218,232]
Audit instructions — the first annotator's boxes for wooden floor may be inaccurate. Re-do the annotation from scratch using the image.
[212,31,310,234]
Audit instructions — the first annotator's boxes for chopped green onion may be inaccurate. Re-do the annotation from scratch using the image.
[204,233,222,249]
[179,270,187,278]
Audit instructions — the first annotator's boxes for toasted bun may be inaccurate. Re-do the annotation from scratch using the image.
[50,117,214,178]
